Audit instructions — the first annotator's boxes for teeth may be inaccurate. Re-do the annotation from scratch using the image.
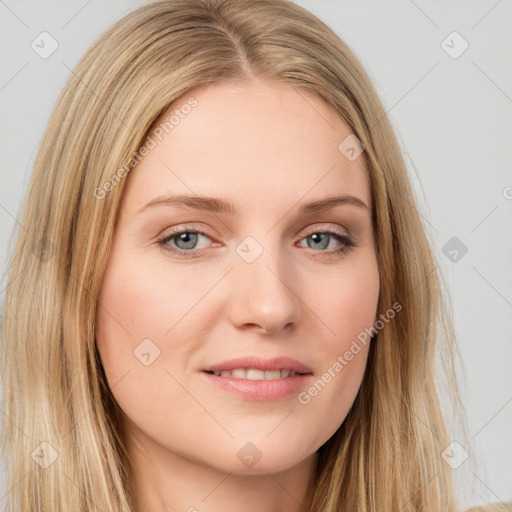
[246,369,265,380]
[210,368,299,379]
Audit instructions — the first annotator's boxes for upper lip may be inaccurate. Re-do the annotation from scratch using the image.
[202,356,313,374]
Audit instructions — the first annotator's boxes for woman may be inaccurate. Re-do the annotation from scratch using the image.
[1,0,504,510]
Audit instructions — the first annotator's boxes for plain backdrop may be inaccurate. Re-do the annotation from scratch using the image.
[0,0,511,509]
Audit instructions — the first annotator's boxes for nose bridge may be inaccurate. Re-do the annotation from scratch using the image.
[228,232,302,333]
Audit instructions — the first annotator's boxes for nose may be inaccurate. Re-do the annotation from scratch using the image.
[227,243,303,334]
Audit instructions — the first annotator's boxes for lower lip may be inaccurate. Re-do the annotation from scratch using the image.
[201,371,313,401]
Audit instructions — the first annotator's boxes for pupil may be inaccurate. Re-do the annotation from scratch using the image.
[310,233,328,250]
[177,232,197,249]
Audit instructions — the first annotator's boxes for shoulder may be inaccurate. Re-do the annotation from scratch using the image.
[464,502,512,512]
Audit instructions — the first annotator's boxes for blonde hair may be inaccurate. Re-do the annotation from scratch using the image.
[1,0,473,510]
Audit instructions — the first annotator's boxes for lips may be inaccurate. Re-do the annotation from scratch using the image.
[201,356,314,401]
[201,356,313,376]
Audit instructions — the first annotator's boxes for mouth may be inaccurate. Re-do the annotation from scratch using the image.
[200,356,313,401]
[201,355,313,378]
[203,368,309,379]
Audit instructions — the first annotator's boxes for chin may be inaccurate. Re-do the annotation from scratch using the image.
[218,440,316,476]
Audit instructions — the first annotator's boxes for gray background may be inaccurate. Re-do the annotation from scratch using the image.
[0,0,511,509]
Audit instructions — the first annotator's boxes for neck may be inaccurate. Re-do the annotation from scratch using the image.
[125,425,319,512]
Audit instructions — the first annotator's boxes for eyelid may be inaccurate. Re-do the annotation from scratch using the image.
[300,223,351,237]
[157,223,217,241]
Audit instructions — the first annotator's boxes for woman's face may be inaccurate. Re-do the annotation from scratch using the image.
[96,78,380,475]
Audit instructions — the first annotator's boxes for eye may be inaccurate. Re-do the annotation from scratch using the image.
[297,227,355,257]
[156,224,356,259]
[157,226,215,258]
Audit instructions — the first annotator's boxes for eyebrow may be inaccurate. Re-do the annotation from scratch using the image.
[137,193,369,215]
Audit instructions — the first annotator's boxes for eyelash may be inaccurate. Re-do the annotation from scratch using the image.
[156,224,356,259]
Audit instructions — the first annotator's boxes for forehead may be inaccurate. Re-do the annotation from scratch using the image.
[121,78,370,215]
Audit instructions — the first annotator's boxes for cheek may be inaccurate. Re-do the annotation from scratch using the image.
[96,251,208,363]
[94,253,205,428]
[312,253,380,347]
[95,255,166,389]
[298,254,379,421]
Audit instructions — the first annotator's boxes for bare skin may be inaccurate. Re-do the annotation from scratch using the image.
[96,78,380,512]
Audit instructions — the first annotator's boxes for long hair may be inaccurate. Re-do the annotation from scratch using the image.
[1,0,471,510]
